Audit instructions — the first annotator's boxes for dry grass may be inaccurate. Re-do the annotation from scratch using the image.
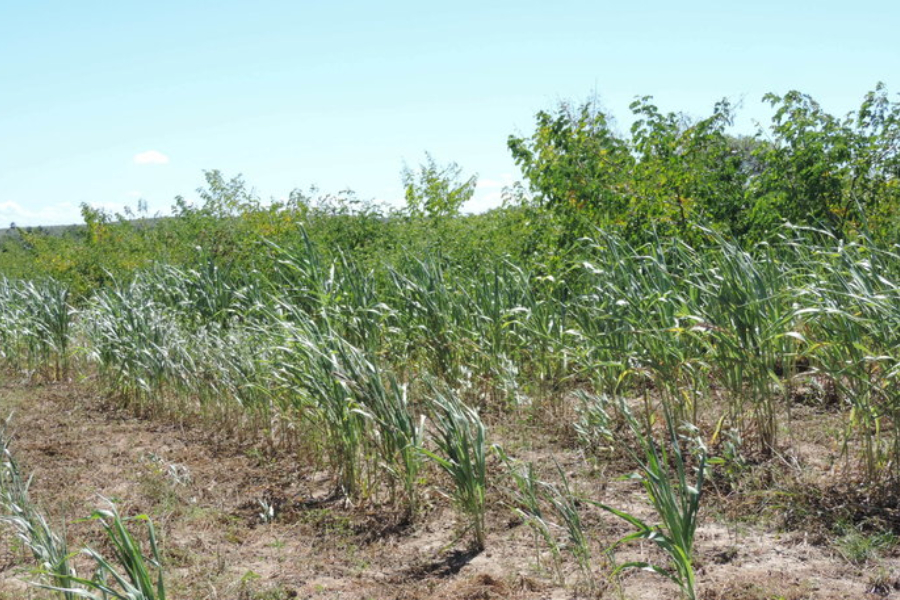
[0,379,893,599]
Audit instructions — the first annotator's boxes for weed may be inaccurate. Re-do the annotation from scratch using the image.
[423,384,487,551]
[590,401,707,600]
[833,521,897,565]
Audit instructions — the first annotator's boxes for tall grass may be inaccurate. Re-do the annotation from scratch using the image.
[0,278,72,379]
[423,384,488,550]
[276,322,370,498]
[3,224,900,584]
[497,449,563,582]
[6,227,900,485]
[53,502,167,600]
[0,421,78,599]
[0,420,167,600]
[591,402,707,600]
[340,348,425,515]
[4,228,900,485]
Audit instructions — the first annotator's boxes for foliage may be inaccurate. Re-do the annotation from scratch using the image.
[0,422,167,600]
[627,97,745,242]
[507,99,633,243]
[422,384,487,551]
[590,402,707,600]
[750,84,900,241]
[401,152,477,219]
[56,502,167,600]
[509,84,900,244]
[2,82,900,595]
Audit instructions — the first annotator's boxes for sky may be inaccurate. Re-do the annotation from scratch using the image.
[1,1,898,227]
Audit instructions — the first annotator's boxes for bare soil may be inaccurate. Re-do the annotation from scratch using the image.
[0,378,896,599]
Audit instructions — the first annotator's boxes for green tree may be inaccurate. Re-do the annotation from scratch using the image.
[401,153,477,219]
[843,83,900,238]
[627,96,745,240]
[507,99,632,233]
[749,83,900,241]
[750,91,851,232]
[508,97,745,243]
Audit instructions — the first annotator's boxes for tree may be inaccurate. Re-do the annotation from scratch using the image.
[401,153,477,219]
[508,99,632,227]
[749,83,900,240]
[627,96,745,239]
[508,96,746,243]
[751,91,851,232]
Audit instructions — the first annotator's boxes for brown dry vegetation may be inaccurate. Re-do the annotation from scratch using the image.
[1,377,896,600]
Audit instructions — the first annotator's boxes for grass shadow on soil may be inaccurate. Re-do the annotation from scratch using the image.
[393,548,482,582]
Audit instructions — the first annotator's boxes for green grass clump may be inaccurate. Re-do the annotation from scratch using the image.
[591,402,707,600]
[0,420,167,600]
[423,384,488,551]
[53,502,167,600]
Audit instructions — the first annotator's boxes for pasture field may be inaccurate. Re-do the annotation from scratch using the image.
[1,227,900,599]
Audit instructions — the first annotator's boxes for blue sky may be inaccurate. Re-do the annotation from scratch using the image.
[1,1,897,226]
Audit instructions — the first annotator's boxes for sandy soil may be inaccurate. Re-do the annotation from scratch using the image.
[0,378,896,599]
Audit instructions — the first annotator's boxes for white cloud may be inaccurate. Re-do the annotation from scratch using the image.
[0,201,82,227]
[133,150,170,165]
[0,198,165,228]
[476,173,514,190]
[466,173,516,213]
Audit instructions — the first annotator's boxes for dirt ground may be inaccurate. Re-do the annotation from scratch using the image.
[0,377,896,600]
